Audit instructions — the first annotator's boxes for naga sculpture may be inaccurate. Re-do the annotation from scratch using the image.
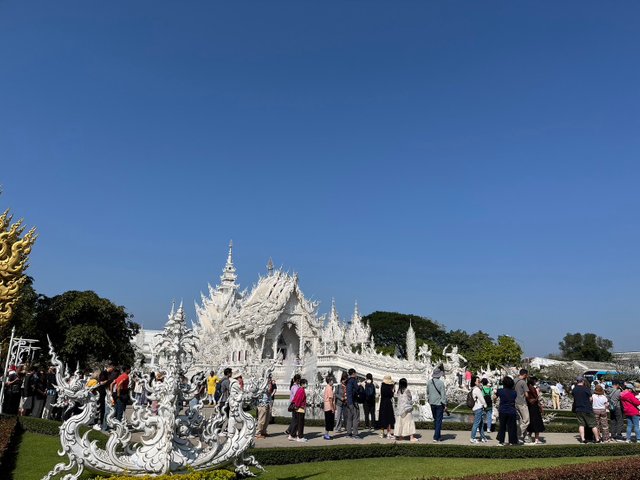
[0,208,36,325]
[43,303,272,480]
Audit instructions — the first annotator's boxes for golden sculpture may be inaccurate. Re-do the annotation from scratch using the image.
[0,208,37,325]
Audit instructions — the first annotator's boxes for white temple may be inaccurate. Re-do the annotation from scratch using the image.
[135,242,472,393]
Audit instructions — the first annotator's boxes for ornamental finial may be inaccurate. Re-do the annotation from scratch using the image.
[267,257,274,276]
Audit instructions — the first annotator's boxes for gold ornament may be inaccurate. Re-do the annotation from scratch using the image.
[0,209,37,324]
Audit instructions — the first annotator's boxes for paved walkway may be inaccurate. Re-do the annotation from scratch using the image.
[253,424,588,448]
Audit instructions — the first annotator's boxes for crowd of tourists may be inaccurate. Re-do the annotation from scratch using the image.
[4,361,640,447]
[257,366,640,446]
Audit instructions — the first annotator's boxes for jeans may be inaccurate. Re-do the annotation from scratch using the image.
[484,408,493,432]
[471,408,486,440]
[115,396,127,421]
[335,403,345,430]
[430,404,445,440]
[626,415,639,441]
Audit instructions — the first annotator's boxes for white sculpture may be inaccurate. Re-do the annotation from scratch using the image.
[406,321,416,363]
[43,302,272,480]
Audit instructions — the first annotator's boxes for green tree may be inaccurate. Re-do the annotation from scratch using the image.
[558,332,613,361]
[476,335,523,368]
[363,311,447,358]
[10,289,139,367]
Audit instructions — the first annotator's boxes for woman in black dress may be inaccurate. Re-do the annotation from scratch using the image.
[526,377,545,444]
[378,375,395,439]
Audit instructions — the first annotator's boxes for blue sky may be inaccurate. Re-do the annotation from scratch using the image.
[1,1,638,356]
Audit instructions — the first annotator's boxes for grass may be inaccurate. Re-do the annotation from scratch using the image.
[12,432,97,480]
[256,456,619,480]
[9,432,621,480]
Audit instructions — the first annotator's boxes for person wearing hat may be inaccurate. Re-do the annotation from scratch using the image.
[573,376,600,444]
[426,368,447,442]
[620,383,640,443]
[378,375,395,439]
[591,384,610,442]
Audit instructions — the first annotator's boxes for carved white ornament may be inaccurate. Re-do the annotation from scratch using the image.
[43,302,272,480]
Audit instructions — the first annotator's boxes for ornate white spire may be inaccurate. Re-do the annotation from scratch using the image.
[267,257,274,276]
[219,240,239,291]
[406,320,416,363]
[347,300,371,347]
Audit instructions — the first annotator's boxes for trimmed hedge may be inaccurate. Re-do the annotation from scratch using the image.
[251,443,640,466]
[95,471,235,480]
[15,415,62,436]
[0,416,18,466]
[428,456,640,480]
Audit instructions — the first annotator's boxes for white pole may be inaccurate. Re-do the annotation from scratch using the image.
[0,327,16,415]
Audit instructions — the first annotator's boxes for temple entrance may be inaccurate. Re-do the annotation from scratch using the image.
[276,323,300,361]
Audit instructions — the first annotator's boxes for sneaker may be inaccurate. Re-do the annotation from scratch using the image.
[92,424,101,431]
[323,434,331,440]
[287,435,295,441]
[524,441,536,446]
[432,438,442,443]
[480,438,488,443]
[470,438,478,444]
[497,442,505,446]
[388,435,395,440]
[410,437,419,442]
[296,437,308,443]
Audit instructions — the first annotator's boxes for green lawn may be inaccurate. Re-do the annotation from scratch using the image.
[10,432,618,480]
[257,456,618,480]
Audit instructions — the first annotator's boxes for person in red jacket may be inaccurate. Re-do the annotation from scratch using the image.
[291,378,308,443]
[620,384,640,443]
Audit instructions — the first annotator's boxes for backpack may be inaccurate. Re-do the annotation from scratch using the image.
[466,390,475,409]
[482,386,493,408]
[364,382,376,402]
[355,384,366,404]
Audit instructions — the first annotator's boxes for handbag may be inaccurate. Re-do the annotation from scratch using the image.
[287,402,296,413]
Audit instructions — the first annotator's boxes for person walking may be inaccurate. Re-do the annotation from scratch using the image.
[291,378,308,442]
[514,369,530,443]
[551,382,561,410]
[378,375,395,439]
[323,375,336,440]
[363,373,376,430]
[114,366,131,422]
[525,377,545,444]
[609,381,624,441]
[286,373,301,440]
[334,373,347,432]
[470,375,487,443]
[496,376,518,446]
[395,378,418,442]
[481,378,494,435]
[345,368,360,439]
[206,371,219,405]
[592,384,610,442]
[621,383,640,443]
[573,376,600,444]
[255,374,274,439]
[3,367,22,415]
[427,369,447,442]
